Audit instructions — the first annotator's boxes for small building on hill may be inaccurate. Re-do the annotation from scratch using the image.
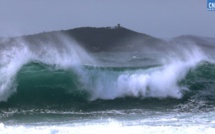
[115,24,121,29]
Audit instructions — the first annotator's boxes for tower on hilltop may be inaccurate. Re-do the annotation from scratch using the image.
[115,24,121,29]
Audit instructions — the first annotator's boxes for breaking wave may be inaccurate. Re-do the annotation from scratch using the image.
[1,34,215,109]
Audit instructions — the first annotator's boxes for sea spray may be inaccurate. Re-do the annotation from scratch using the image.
[0,34,95,102]
[80,43,211,100]
[0,40,30,101]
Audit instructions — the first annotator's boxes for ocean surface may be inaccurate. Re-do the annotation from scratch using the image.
[1,35,215,134]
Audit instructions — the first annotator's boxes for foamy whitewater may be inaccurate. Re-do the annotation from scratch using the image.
[1,34,215,134]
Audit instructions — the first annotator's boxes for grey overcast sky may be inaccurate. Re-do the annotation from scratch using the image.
[0,0,214,38]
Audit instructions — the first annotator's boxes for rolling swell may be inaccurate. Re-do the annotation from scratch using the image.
[7,63,88,105]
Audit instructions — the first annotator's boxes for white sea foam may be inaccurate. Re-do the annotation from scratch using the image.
[2,107,215,134]
[0,122,215,134]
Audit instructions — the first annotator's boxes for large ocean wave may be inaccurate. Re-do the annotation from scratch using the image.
[1,34,215,110]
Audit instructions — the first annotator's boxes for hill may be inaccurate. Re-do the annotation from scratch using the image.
[2,26,215,53]
[62,26,164,52]
[16,26,164,52]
